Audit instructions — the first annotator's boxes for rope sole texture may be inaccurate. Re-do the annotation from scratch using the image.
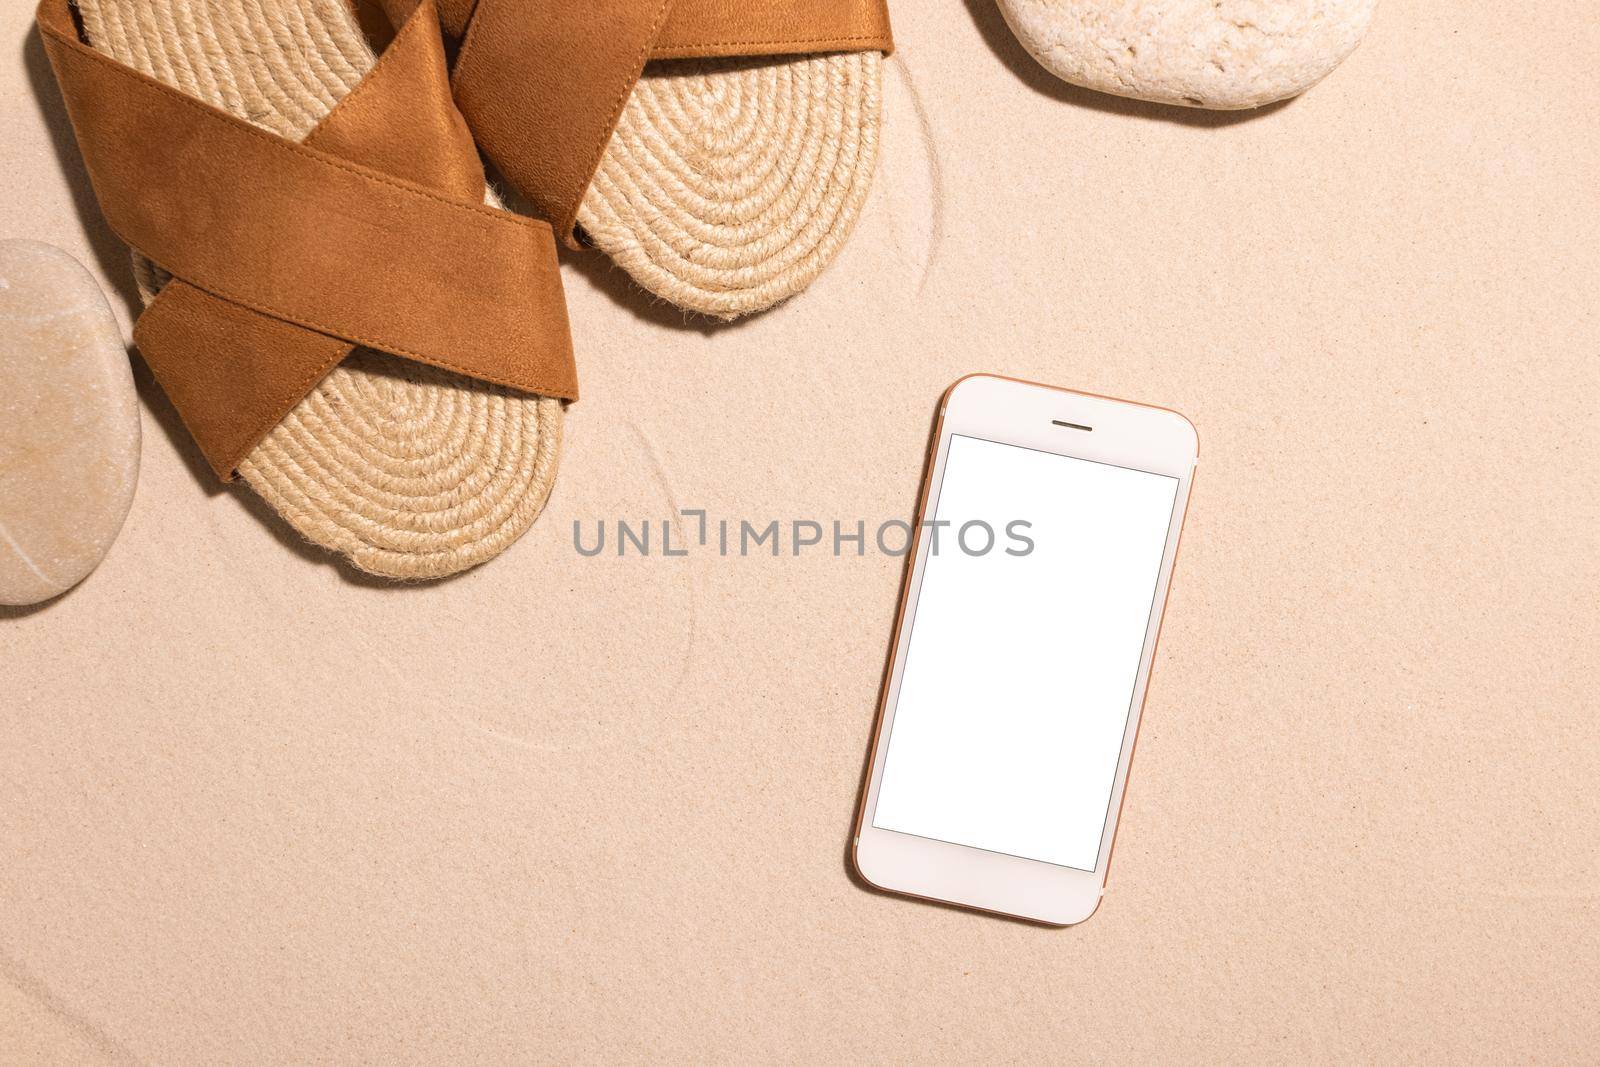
[80,0,564,580]
[577,51,884,320]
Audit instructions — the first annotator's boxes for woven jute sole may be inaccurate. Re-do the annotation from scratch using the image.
[77,0,563,581]
[576,50,883,320]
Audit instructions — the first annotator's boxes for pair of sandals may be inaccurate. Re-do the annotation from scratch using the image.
[38,0,893,579]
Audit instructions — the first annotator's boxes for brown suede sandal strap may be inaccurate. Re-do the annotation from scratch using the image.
[391,0,893,248]
[37,0,576,480]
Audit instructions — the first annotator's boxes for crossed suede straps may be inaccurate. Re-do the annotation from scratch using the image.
[37,0,576,479]
[378,0,894,246]
[37,0,890,479]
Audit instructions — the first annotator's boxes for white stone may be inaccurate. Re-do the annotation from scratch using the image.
[0,240,139,606]
[996,0,1376,110]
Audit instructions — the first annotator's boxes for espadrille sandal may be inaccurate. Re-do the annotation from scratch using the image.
[380,0,892,320]
[36,0,577,580]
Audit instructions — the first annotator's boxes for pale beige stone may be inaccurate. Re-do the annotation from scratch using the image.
[997,0,1376,109]
[0,240,138,605]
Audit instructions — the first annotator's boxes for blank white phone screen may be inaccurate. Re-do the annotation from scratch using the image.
[872,435,1179,872]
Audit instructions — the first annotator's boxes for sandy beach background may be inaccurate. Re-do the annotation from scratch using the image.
[2,0,1596,1061]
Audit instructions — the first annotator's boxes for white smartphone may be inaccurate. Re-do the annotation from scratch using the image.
[853,374,1197,925]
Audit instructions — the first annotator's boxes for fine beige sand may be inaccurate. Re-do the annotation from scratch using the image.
[2,0,1597,1061]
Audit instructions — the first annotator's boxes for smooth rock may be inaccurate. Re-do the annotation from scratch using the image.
[0,240,139,606]
[996,0,1376,110]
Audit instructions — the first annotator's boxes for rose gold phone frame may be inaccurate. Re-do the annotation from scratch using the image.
[851,374,1197,926]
